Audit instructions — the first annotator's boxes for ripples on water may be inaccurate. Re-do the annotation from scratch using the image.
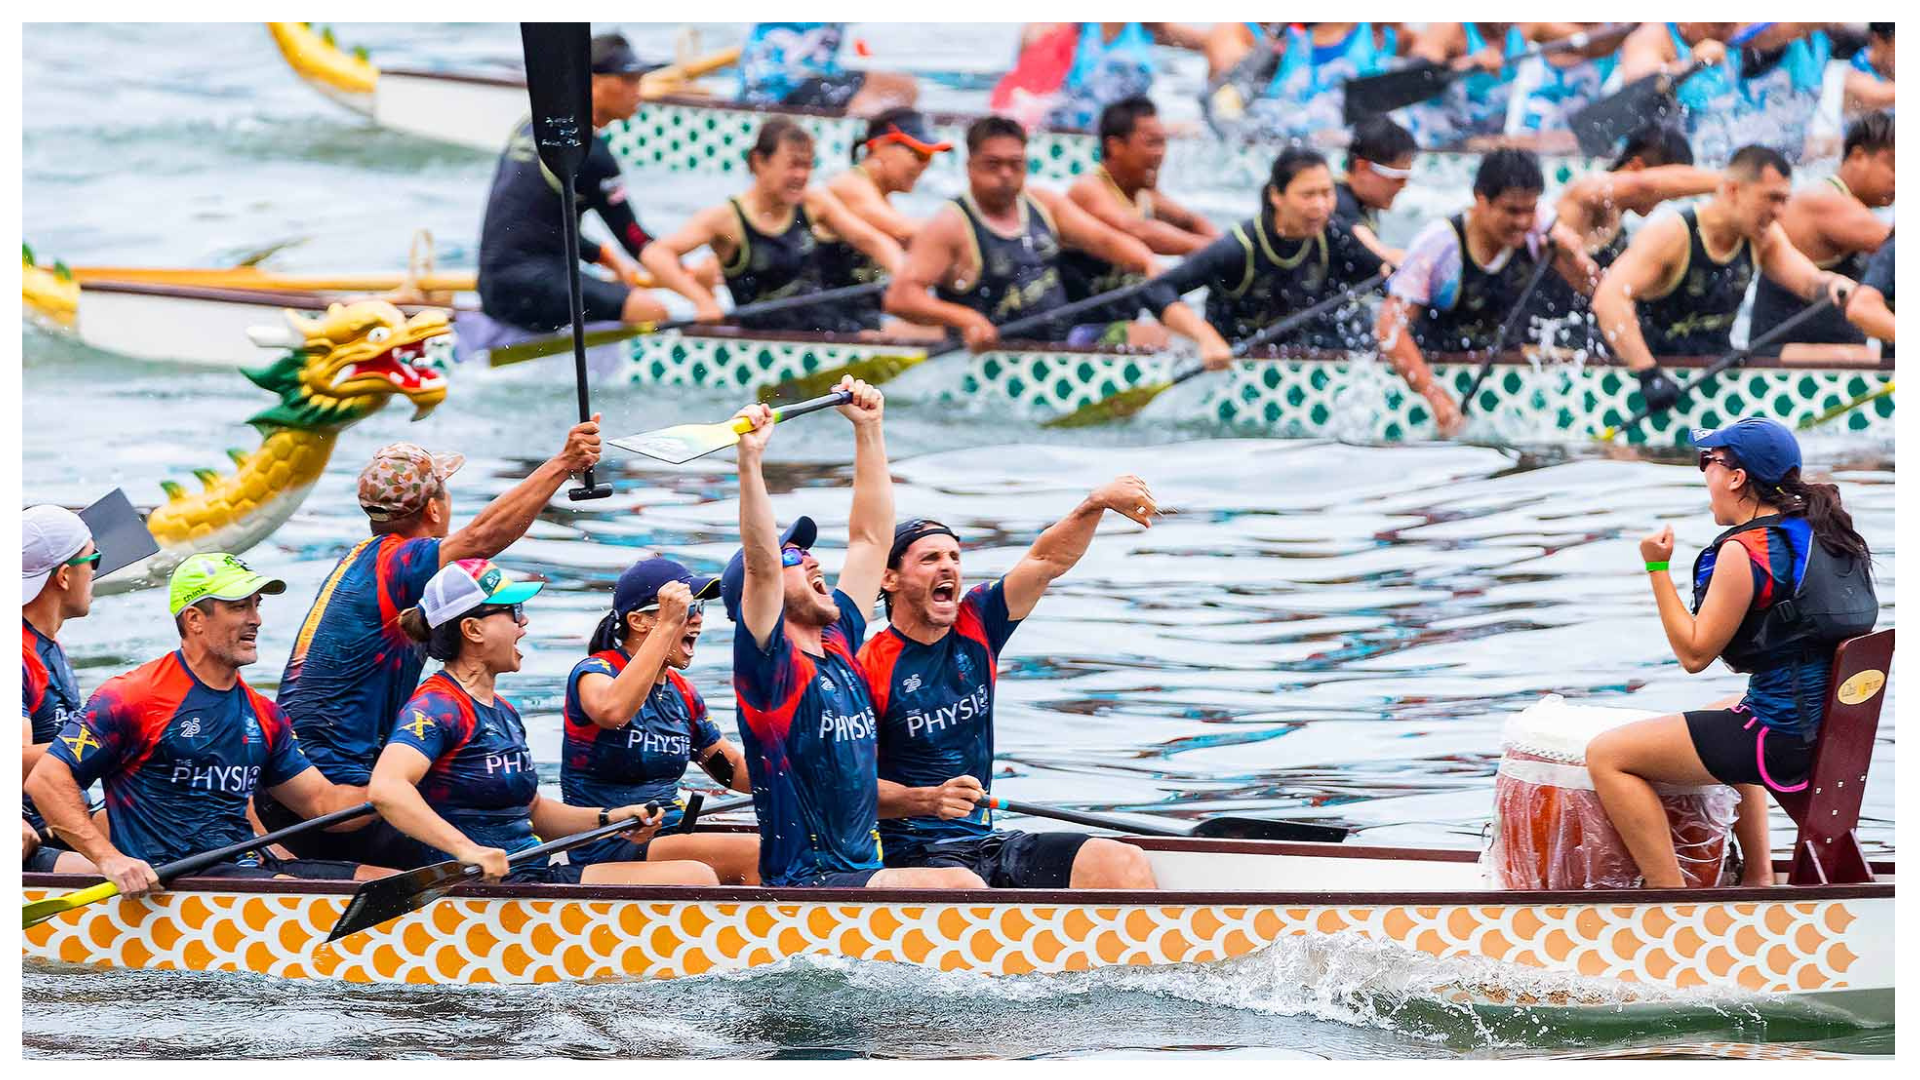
[20,21,1895,1060]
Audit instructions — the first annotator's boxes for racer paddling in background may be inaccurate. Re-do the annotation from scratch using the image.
[859,481,1163,889]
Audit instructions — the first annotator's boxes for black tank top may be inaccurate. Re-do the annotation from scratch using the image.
[1412,214,1544,352]
[1748,178,1872,353]
[722,197,865,334]
[1056,168,1149,314]
[1527,223,1629,352]
[1639,207,1755,356]
[936,193,1069,330]
[1199,213,1384,348]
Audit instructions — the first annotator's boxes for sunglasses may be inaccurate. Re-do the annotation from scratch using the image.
[64,550,102,568]
[472,603,526,624]
[781,545,810,568]
[1698,451,1737,472]
[639,599,707,617]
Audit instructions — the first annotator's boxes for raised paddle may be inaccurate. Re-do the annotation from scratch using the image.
[1343,24,1632,122]
[485,279,890,369]
[984,796,1348,844]
[1598,294,1841,442]
[326,802,662,943]
[610,390,853,465]
[23,801,376,928]
[1045,268,1393,428]
[1569,23,1772,157]
[1458,221,1564,417]
[76,488,160,579]
[520,22,611,500]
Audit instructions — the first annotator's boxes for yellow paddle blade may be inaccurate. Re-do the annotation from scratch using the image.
[755,351,928,404]
[1799,379,1894,430]
[487,322,656,369]
[23,881,120,929]
[1042,381,1175,428]
[610,415,755,465]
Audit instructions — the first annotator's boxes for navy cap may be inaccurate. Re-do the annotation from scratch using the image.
[1690,418,1803,485]
[720,516,818,622]
[612,557,720,619]
[590,33,663,76]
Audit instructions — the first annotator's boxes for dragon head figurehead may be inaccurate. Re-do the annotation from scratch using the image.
[243,300,450,431]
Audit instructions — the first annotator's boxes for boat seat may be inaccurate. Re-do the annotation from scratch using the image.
[1771,629,1894,886]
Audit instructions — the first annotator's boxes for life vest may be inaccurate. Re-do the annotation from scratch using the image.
[1692,513,1879,673]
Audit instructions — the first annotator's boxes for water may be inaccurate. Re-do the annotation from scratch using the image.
[20,22,1896,1059]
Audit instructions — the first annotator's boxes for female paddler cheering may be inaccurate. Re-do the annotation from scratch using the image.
[1588,419,1878,889]
[369,559,719,886]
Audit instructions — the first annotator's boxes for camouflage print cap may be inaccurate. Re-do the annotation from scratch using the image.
[358,442,465,521]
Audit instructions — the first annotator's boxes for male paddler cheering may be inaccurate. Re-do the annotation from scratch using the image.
[26,554,387,896]
[724,375,984,890]
[857,485,1161,889]
[22,506,102,873]
[257,422,603,865]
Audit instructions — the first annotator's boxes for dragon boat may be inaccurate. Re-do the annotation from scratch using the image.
[266,22,1604,192]
[21,635,1896,1026]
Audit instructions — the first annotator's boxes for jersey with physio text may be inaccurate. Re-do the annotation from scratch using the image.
[49,652,314,866]
[23,619,85,830]
[733,589,882,885]
[562,650,722,827]
[277,535,442,785]
[859,581,1022,860]
[388,672,541,860]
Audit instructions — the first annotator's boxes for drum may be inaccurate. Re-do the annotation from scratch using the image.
[1487,696,1739,890]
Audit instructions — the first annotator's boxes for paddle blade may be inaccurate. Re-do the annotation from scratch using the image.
[23,881,120,929]
[519,24,594,179]
[1042,381,1174,428]
[325,859,473,943]
[755,351,928,404]
[1569,71,1684,157]
[1343,61,1453,121]
[77,488,159,579]
[1189,817,1350,843]
[610,419,748,464]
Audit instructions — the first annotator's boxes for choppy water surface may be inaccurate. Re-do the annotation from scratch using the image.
[20,22,1895,1060]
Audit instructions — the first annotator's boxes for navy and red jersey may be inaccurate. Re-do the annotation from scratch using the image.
[732,589,883,886]
[388,672,540,859]
[561,650,722,827]
[23,618,85,830]
[1694,515,1828,735]
[277,535,442,785]
[859,581,1022,861]
[49,652,314,867]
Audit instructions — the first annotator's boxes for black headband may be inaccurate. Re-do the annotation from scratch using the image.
[888,520,959,567]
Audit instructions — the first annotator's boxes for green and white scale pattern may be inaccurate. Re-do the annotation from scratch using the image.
[623,334,1893,445]
[601,101,1599,190]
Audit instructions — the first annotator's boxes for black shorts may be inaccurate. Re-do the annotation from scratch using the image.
[480,267,632,333]
[25,844,66,873]
[789,868,882,888]
[254,789,431,871]
[901,831,1090,889]
[784,73,866,109]
[194,854,362,881]
[503,860,586,885]
[1685,706,1818,793]
[564,834,651,868]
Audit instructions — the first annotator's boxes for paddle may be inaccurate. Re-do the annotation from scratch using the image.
[23,801,376,929]
[520,22,611,501]
[984,796,1348,844]
[1045,269,1393,428]
[484,280,889,369]
[1598,294,1840,442]
[76,488,159,579]
[326,802,666,943]
[1569,23,1772,157]
[73,266,486,294]
[1799,379,1893,431]
[1459,222,1564,417]
[611,390,853,464]
[1344,24,1632,122]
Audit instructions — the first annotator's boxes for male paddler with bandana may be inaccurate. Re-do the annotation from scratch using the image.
[857,481,1161,889]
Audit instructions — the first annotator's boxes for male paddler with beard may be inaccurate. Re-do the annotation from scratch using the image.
[723,375,984,890]
[856,483,1160,890]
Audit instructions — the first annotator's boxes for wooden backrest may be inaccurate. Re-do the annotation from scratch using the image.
[1772,629,1894,886]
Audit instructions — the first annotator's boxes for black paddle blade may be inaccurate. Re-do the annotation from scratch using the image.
[519,23,594,178]
[77,488,159,578]
[1343,60,1453,122]
[325,859,475,943]
[1189,817,1350,843]
[1569,71,1687,157]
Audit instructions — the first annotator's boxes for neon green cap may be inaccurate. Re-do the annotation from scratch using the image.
[168,552,287,616]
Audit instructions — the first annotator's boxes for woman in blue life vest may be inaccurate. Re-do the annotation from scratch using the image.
[562,557,758,884]
[1588,419,1877,889]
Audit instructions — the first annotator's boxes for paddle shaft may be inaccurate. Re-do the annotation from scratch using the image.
[986,797,1188,837]
[1460,222,1563,415]
[1157,269,1394,396]
[1800,379,1893,431]
[1605,294,1840,440]
[1572,23,1771,154]
[921,276,1161,363]
[1346,23,1631,118]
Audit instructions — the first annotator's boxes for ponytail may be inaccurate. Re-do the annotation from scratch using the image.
[1750,467,1874,571]
[400,604,471,662]
[398,606,433,644]
[588,610,626,654]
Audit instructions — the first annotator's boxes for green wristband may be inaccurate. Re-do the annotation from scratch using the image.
[1645,561,1670,573]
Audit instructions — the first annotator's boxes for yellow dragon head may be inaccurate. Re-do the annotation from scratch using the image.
[244,300,450,431]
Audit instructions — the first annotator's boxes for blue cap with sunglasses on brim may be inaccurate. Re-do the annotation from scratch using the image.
[720,516,817,622]
[1690,418,1802,485]
[591,556,721,652]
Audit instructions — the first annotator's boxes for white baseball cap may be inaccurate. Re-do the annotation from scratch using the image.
[23,505,93,604]
[420,558,544,628]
